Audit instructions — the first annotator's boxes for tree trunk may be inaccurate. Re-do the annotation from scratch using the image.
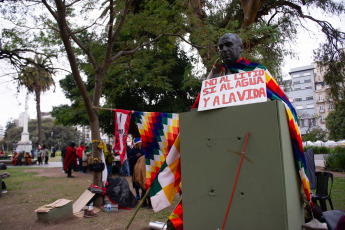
[241,0,261,28]
[36,89,43,146]
[52,0,104,206]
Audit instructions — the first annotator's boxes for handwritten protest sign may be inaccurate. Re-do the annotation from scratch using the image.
[198,69,267,111]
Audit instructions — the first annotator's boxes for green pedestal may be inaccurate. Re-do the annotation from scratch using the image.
[180,101,304,230]
[37,201,73,223]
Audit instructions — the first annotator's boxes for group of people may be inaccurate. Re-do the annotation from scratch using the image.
[60,138,150,206]
[127,138,151,207]
[62,142,92,178]
[11,145,52,166]
[36,145,50,165]
[12,151,33,166]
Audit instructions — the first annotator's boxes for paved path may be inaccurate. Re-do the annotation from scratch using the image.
[7,161,63,168]
[314,154,326,167]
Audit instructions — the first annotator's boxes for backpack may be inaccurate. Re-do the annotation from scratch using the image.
[0,163,7,170]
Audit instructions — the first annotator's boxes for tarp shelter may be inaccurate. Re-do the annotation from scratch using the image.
[305,148,316,190]
[105,177,138,208]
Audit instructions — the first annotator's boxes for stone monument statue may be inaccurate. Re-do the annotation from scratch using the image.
[16,94,32,153]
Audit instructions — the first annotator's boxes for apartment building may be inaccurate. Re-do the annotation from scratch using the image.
[76,125,114,145]
[313,63,334,134]
[280,65,318,135]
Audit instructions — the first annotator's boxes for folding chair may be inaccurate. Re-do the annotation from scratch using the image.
[312,171,334,212]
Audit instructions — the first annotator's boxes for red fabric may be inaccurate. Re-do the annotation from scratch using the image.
[105,195,131,210]
[336,215,345,230]
[170,200,183,230]
[76,146,85,158]
[64,146,77,171]
[191,93,200,109]
[90,184,107,195]
[114,109,132,164]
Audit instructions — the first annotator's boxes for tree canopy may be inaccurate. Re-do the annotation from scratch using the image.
[52,46,201,136]
[302,128,326,142]
[19,55,55,145]
[0,118,80,152]
[326,99,345,141]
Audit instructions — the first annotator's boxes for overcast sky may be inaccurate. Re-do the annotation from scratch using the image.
[0,8,344,129]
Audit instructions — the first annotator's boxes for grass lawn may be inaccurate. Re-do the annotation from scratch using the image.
[1,166,177,229]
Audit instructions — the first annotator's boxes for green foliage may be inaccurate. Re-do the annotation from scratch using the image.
[0,118,80,150]
[302,128,327,142]
[53,43,201,135]
[326,100,345,141]
[303,146,330,154]
[331,177,345,210]
[325,152,345,172]
[332,146,345,154]
[5,170,47,191]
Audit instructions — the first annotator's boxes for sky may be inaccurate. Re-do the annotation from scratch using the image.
[0,8,344,129]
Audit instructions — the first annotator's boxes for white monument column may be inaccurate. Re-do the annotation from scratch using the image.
[17,94,32,153]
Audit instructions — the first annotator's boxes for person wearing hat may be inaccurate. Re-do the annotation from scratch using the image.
[128,138,145,199]
[64,142,78,178]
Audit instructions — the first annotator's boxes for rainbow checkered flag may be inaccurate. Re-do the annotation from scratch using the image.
[150,135,181,212]
[134,111,179,190]
[265,70,311,202]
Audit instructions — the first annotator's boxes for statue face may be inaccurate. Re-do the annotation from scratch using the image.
[218,34,243,65]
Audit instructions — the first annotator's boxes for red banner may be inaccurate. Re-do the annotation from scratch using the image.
[114,109,132,164]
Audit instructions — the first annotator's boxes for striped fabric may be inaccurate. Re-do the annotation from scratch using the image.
[134,111,179,190]
[150,135,181,212]
[265,71,310,201]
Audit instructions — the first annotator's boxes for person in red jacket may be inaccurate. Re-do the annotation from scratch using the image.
[76,142,85,172]
[64,142,77,178]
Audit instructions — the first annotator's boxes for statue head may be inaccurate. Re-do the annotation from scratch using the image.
[218,33,243,65]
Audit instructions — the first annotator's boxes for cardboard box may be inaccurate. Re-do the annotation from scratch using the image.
[36,199,73,223]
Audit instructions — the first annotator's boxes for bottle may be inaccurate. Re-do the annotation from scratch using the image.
[107,203,111,212]
[88,202,93,211]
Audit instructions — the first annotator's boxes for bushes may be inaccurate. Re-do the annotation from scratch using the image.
[332,146,345,154]
[303,146,330,154]
[303,145,345,155]
[325,152,345,172]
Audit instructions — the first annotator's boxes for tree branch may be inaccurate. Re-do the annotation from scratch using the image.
[41,0,58,21]
[65,0,82,8]
[112,0,134,40]
[165,33,217,49]
[110,33,165,62]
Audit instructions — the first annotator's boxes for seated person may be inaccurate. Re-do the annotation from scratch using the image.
[1,172,10,193]
[24,152,32,165]
[12,152,20,166]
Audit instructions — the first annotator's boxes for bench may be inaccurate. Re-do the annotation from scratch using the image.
[0,158,38,166]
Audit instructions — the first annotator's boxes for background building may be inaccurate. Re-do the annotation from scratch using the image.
[313,63,334,135]
[280,65,318,135]
[76,125,114,146]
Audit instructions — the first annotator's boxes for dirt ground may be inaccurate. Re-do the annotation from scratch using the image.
[0,166,344,230]
[315,166,345,178]
[0,167,176,230]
